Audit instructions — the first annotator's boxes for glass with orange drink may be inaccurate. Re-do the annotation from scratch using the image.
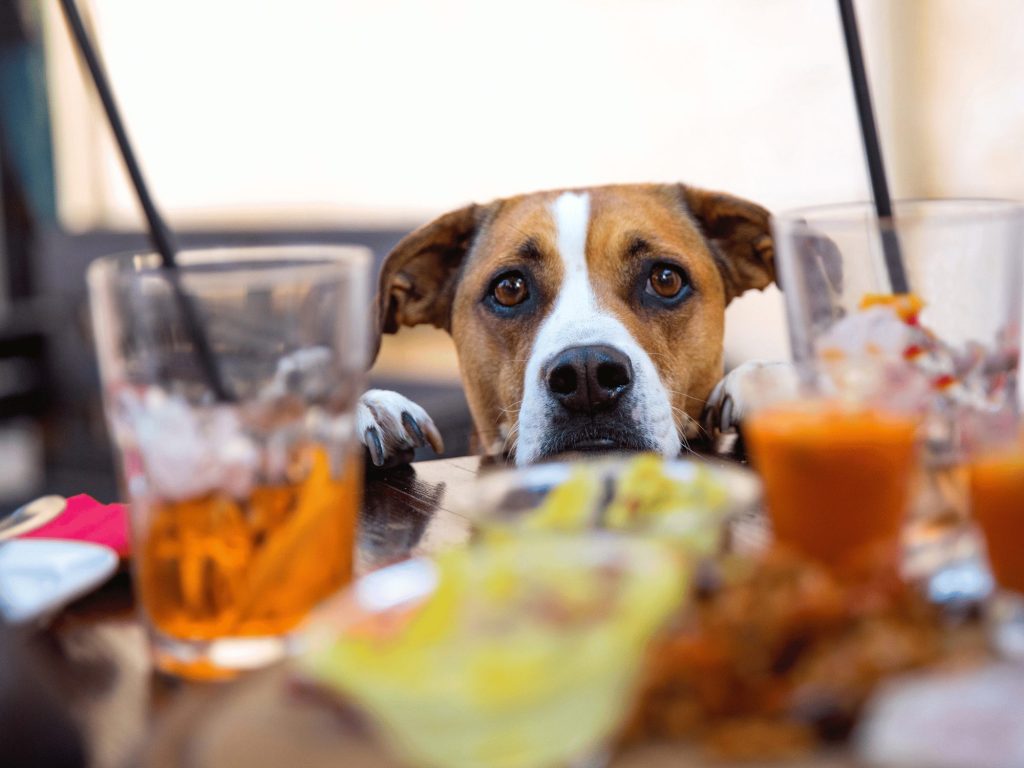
[970,448,1024,594]
[743,361,925,572]
[89,246,370,678]
[770,200,1023,599]
[964,412,1024,654]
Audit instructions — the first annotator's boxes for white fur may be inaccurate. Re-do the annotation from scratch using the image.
[514,191,680,465]
[357,388,439,461]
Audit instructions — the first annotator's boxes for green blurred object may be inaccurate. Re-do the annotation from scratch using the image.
[303,536,688,768]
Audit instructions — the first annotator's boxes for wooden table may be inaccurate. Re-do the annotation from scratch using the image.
[36,456,484,768]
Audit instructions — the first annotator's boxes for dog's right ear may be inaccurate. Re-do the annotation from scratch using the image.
[374,203,492,353]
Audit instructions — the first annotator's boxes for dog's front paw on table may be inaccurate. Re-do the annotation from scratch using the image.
[357,390,445,468]
[702,361,800,436]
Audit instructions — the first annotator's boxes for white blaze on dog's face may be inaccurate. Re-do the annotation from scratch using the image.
[375,184,775,464]
[514,192,678,464]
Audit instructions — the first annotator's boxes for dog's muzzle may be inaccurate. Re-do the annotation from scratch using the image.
[538,344,658,457]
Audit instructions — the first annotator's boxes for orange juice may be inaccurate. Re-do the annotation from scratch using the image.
[969,450,1024,594]
[746,405,918,568]
[135,446,360,677]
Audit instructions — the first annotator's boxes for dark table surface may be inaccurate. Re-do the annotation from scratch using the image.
[23,450,977,768]
[30,456,483,768]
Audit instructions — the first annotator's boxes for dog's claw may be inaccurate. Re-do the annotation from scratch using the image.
[719,393,735,433]
[402,411,427,448]
[365,427,385,467]
[420,419,444,454]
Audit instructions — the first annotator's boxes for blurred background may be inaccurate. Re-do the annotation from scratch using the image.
[1,0,1022,507]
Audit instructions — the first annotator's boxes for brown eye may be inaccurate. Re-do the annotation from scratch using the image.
[647,263,686,299]
[491,272,529,307]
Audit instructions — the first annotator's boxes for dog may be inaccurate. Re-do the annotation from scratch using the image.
[356,183,779,467]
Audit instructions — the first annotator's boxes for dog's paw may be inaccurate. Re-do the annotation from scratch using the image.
[702,361,800,435]
[357,390,444,468]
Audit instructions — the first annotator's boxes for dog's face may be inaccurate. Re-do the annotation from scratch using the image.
[376,184,774,464]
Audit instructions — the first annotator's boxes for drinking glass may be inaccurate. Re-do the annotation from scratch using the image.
[741,359,925,573]
[773,199,1024,464]
[965,411,1024,656]
[88,246,370,679]
[772,199,1024,594]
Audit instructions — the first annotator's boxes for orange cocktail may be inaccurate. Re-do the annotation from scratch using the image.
[969,449,1024,594]
[746,405,918,568]
[136,446,360,679]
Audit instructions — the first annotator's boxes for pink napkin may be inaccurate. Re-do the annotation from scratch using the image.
[19,494,130,559]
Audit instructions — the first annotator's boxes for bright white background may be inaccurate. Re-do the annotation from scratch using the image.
[40,0,1024,365]
[44,0,895,228]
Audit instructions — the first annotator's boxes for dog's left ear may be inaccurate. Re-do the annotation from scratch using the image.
[373,202,493,361]
[680,186,775,302]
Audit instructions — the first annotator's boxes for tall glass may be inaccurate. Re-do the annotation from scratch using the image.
[742,360,925,574]
[88,246,370,679]
[773,199,1024,463]
[966,410,1024,655]
[772,200,1024,596]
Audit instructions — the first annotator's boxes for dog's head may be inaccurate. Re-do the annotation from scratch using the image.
[376,184,774,464]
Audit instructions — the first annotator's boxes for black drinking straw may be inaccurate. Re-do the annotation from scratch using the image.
[58,0,233,401]
[837,0,910,294]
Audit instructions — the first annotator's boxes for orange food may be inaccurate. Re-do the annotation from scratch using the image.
[969,449,1024,594]
[622,549,948,759]
[745,405,918,570]
[858,292,925,324]
[136,446,360,655]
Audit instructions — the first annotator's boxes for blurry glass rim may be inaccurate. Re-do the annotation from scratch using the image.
[87,243,373,291]
[735,357,931,416]
[772,197,1024,232]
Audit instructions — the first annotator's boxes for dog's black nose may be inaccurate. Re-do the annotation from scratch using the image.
[545,345,634,414]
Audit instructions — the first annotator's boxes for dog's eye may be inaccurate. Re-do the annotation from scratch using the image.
[491,272,529,307]
[647,263,687,299]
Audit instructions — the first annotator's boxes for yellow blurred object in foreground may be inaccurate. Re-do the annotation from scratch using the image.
[484,454,733,556]
[302,537,688,768]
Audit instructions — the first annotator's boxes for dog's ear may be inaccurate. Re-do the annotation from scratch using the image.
[375,203,492,353]
[681,186,775,302]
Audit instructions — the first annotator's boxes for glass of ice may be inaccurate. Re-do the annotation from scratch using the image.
[88,246,370,679]
[772,199,1024,466]
[772,200,1024,599]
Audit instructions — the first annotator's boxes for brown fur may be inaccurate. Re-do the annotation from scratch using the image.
[376,184,775,456]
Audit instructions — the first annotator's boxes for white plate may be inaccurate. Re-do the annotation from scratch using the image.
[0,539,119,625]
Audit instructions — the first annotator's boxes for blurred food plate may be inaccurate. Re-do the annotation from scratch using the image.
[462,454,761,554]
[302,538,688,768]
[141,666,857,768]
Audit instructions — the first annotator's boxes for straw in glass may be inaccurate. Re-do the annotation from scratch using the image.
[837,0,910,294]
[58,0,233,401]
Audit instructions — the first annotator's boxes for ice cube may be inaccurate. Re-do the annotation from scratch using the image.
[261,347,334,402]
[117,388,258,501]
[816,305,921,359]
